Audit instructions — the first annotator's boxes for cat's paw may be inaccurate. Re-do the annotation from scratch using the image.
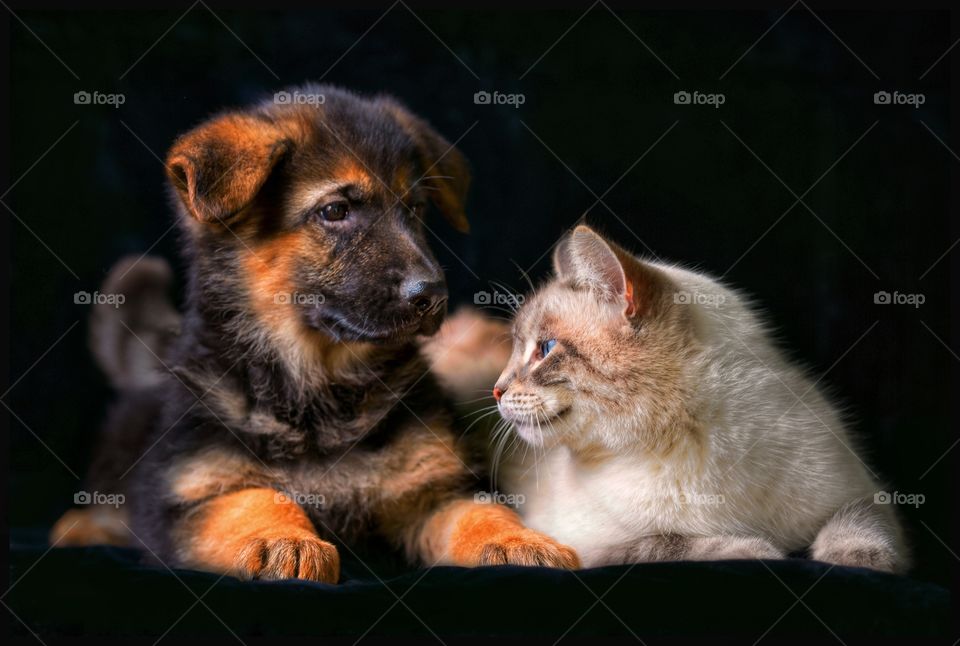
[694,536,785,561]
[476,530,581,569]
[235,535,340,583]
[812,543,897,573]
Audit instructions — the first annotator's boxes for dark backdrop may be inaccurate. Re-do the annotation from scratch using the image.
[6,4,954,586]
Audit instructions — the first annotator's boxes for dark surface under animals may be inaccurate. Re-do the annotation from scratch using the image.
[7,529,950,639]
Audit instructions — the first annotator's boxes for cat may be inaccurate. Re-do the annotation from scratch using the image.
[490,224,907,572]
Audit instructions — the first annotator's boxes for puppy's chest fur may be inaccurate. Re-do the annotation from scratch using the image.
[170,339,427,450]
[164,418,468,538]
[152,349,474,540]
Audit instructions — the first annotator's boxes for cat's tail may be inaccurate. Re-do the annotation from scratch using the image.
[421,307,512,407]
[89,255,182,391]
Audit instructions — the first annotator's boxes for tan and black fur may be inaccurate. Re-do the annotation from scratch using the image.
[51,85,578,582]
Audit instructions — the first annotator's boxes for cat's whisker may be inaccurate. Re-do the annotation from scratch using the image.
[531,410,549,492]
[501,425,524,488]
[460,404,500,419]
[457,394,497,404]
[488,419,506,482]
[463,388,502,397]
[544,417,558,482]
[490,419,517,488]
[478,304,517,319]
[510,259,537,295]
[460,408,502,436]
[489,279,522,314]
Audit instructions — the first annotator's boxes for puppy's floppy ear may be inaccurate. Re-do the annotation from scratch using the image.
[166,113,292,224]
[382,101,471,233]
[553,225,666,319]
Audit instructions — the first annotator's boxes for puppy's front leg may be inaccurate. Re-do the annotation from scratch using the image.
[173,488,340,583]
[413,498,580,569]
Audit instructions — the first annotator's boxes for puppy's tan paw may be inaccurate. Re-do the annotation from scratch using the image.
[235,535,340,583]
[476,530,580,569]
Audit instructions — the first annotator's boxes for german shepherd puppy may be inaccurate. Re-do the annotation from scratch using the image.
[51,85,579,582]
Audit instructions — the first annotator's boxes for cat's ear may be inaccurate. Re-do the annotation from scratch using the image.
[560,226,627,295]
[553,226,634,315]
[553,225,662,319]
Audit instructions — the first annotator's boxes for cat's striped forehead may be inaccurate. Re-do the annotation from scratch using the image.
[514,281,617,342]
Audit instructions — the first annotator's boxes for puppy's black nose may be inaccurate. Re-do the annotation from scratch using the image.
[402,279,447,315]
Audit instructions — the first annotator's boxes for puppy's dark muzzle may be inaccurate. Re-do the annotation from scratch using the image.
[402,278,447,336]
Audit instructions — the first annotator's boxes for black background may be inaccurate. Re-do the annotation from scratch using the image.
[5,2,955,589]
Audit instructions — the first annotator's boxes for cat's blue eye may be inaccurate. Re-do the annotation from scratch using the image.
[540,339,557,358]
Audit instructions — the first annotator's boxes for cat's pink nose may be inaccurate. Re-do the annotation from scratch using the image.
[493,387,504,402]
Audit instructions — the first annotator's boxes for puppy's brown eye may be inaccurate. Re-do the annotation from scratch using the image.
[409,202,426,219]
[318,201,349,222]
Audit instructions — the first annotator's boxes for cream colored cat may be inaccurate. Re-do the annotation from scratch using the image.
[491,225,906,572]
